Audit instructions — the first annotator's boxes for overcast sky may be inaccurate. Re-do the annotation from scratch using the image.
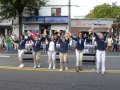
[71,0,120,18]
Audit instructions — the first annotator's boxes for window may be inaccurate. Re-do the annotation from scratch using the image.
[51,8,61,16]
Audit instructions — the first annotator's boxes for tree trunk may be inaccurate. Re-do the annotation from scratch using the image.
[18,13,22,36]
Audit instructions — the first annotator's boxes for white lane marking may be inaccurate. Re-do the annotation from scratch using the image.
[0,54,17,56]
[0,56,10,57]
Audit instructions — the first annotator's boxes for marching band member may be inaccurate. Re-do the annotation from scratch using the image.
[91,28,109,74]
[70,32,85,72]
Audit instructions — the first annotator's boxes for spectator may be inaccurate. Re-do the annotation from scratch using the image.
[14,35,19,50]
[0,35,3,50]
[106,35,113,53]
[112,36,118,52]
[5,35,12,53]
[117,34,120,51]
[0,34,4,50]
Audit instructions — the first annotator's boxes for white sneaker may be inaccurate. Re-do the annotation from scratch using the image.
[48,66,51,69]
[60,68,63,71]
[18,64,24,68]
[97,71,99,74]
[34,65,37,68]
[65,67,68,71]
[53,66,55,70]
[96,69,100,74]
[101,71,105,74]
[38,65,40,68]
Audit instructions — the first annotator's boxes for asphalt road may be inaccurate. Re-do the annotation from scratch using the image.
[0,69,120,90]
[0,52,120,90]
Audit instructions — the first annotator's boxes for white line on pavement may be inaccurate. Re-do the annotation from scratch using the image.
[0,56,10,57]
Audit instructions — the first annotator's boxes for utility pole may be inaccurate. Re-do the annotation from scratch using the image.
[68,0,71,32]
[44,0,79,32]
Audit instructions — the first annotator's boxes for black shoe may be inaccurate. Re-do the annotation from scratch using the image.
[76,66,79,72]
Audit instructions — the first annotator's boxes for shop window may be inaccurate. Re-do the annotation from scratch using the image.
[51,8,61,16]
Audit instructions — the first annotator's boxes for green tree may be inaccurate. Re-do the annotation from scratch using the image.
[85,3,120,19]
[0,0,46,35]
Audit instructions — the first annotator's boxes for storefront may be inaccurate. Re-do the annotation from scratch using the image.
[22,16,44,35]
[0,19,12,36]
[71,18,114,35]
[44,16,68,35]
[22,16,68,35]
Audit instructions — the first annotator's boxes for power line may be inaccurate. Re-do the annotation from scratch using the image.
[44,5,79,7]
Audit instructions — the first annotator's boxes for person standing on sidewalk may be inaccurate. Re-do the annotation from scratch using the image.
[91,28,109,74]
[5,35,12,53]
[70,32,85,72]
[0,34,4,50]
[106,35,113,53]
[0,34,4,51]
[112,36,118,52]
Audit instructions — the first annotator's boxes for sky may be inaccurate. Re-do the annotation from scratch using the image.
[71,0,120,18]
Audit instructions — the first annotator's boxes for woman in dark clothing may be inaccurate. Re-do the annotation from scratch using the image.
[91,29,109,74]
[70,32,85,72]
[59,35,69,71]
[13,33,32,68]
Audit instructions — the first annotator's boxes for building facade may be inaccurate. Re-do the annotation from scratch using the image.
[19,0,69,36]
[0,19,12,36]
[71,18,114,35]
[22,16,68,36]
[12,0,115,36]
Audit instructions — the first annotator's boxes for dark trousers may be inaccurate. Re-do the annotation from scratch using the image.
[112,44,118,52]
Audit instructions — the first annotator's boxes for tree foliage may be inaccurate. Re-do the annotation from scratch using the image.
[85,2,120,19]
[0,0,46,35]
